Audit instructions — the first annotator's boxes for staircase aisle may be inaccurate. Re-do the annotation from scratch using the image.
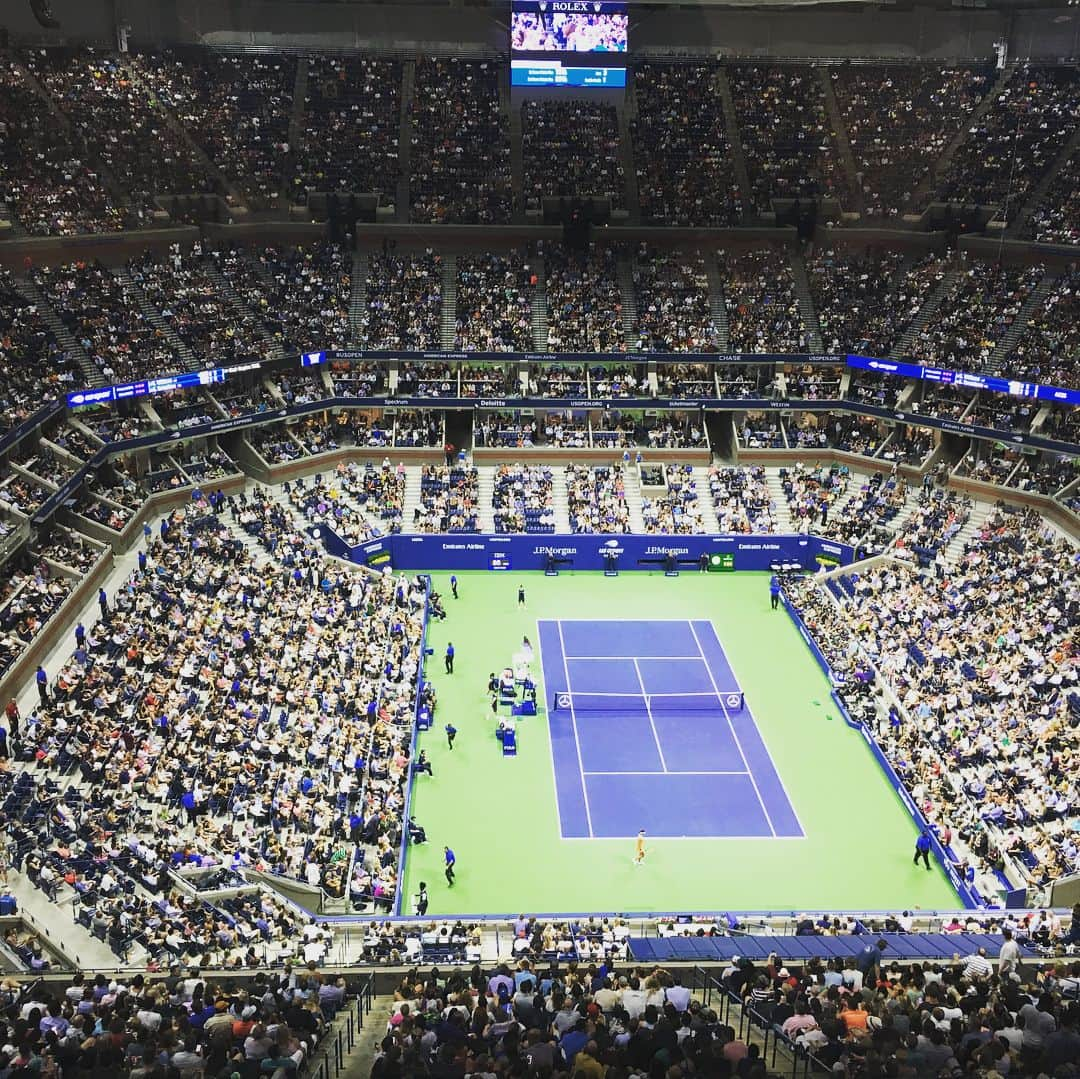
[941,499,992,564]
[397,61,415,223]
[622,466,647,533]
[704,256,731,352]
[692,466,721,532]
[113,266,200,371]
[401,466,424,531]
[550,466,571,532]
[349,250,369,345]
[985,270,1057,374]
[892,266,959,359]
[617,75,640,223]
[615,248,638,351]
[501,76,525,223]
[15,278,104,388]
[910,62,1015,209]
[439,254,458,350]
[764,469,795,532]
[788,248,825,352]
[531,253,548,351]
[203,256,284,359]
[476,465,497,533]
[714,66,752,223]
[817,66,865,217]
[281,58,309,203]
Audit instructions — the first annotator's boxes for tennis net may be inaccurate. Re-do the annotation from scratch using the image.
[551,690,744,713]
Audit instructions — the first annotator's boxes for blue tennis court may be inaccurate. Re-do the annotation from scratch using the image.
[537,619,803,839]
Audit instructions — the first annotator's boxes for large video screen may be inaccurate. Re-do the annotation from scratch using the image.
[511,2,628,53]
[511,0,628,88]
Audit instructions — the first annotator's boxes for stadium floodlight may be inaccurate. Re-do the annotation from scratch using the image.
[30,0,60,29]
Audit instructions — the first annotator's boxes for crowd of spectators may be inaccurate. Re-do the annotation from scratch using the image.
[133,51,295,210]
[129,243,266,367]
[937,65,1080,218]
[0,58,125,235]
[415,465,480,532]
[491,464,556,533]
[708,466,777,533]
[522,101,624,207]
[461,363,515,398]
[806,247,907,355]
[32,260,179,385]
[788,504,1079,895]
[657,363,718,399]
[24,49,214,222]
[410,59,512,224]
[0,270,80,436]
[454,254,535,352]
[290,56,401,204]
[892,487,971,563]
[527,365,588,400]
[727,64,851,214]
[0,554,73,678]
[631,62,743,225]
[361,251,443,350]
[632,246,716,352]
[475,413,538,449]
[831,65,991,217]
[641,465,707,534]
[545,245,625,352]
[565,464,632,533]
[1000,268,1080,391]
[720,248,806,353]
[1027,147,1080,245]
[214,242,352,355]
[910,260,1045,372]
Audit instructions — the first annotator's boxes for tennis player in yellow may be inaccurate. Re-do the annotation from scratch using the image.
[633,829,647,866]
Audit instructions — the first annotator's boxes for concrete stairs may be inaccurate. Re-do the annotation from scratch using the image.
[617,79,640,222]
[692,465,721,531]
[817,65,865,217]
[1008,123,1080,237]
[941,498,992,564]
[0,200,25,238]
[349,249,369,345]
[397,60,415,223]
[501,75,525,223]
[202,257,284,359]
[401,466,424,532]
[704,256,731,352]
[764,469,795,532]
[892,266,960,359]
[439,254,458,350]
[615,248,639,351]
[882,485,927,549]
[16,277,104,388]
[985,269,1057,375]
[475,466,497,532]
[622,466,647,532]
[531,253,548,351]
[281,57,309,203]
[714,66,752,223]
[112,266,200,371]
[550,467,571,532]
[788,248,825,352]
[911,62,1016,209]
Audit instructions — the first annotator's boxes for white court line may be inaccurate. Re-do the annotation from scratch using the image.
[533,622,567,840]
[564,655,707,661]
[562,834,808,842]
[557,619,594,838]
[584,770,749,776]
[688,621,777,838]
[633,658,669,773]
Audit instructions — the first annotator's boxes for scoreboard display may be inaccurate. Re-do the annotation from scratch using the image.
[511,0,628,88]
[707,552,735,573]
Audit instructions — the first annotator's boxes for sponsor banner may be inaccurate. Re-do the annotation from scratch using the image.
[315,531,855,574]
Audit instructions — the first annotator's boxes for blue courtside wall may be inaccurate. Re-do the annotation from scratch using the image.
[780,592,982,909]
[316,531,856,573]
